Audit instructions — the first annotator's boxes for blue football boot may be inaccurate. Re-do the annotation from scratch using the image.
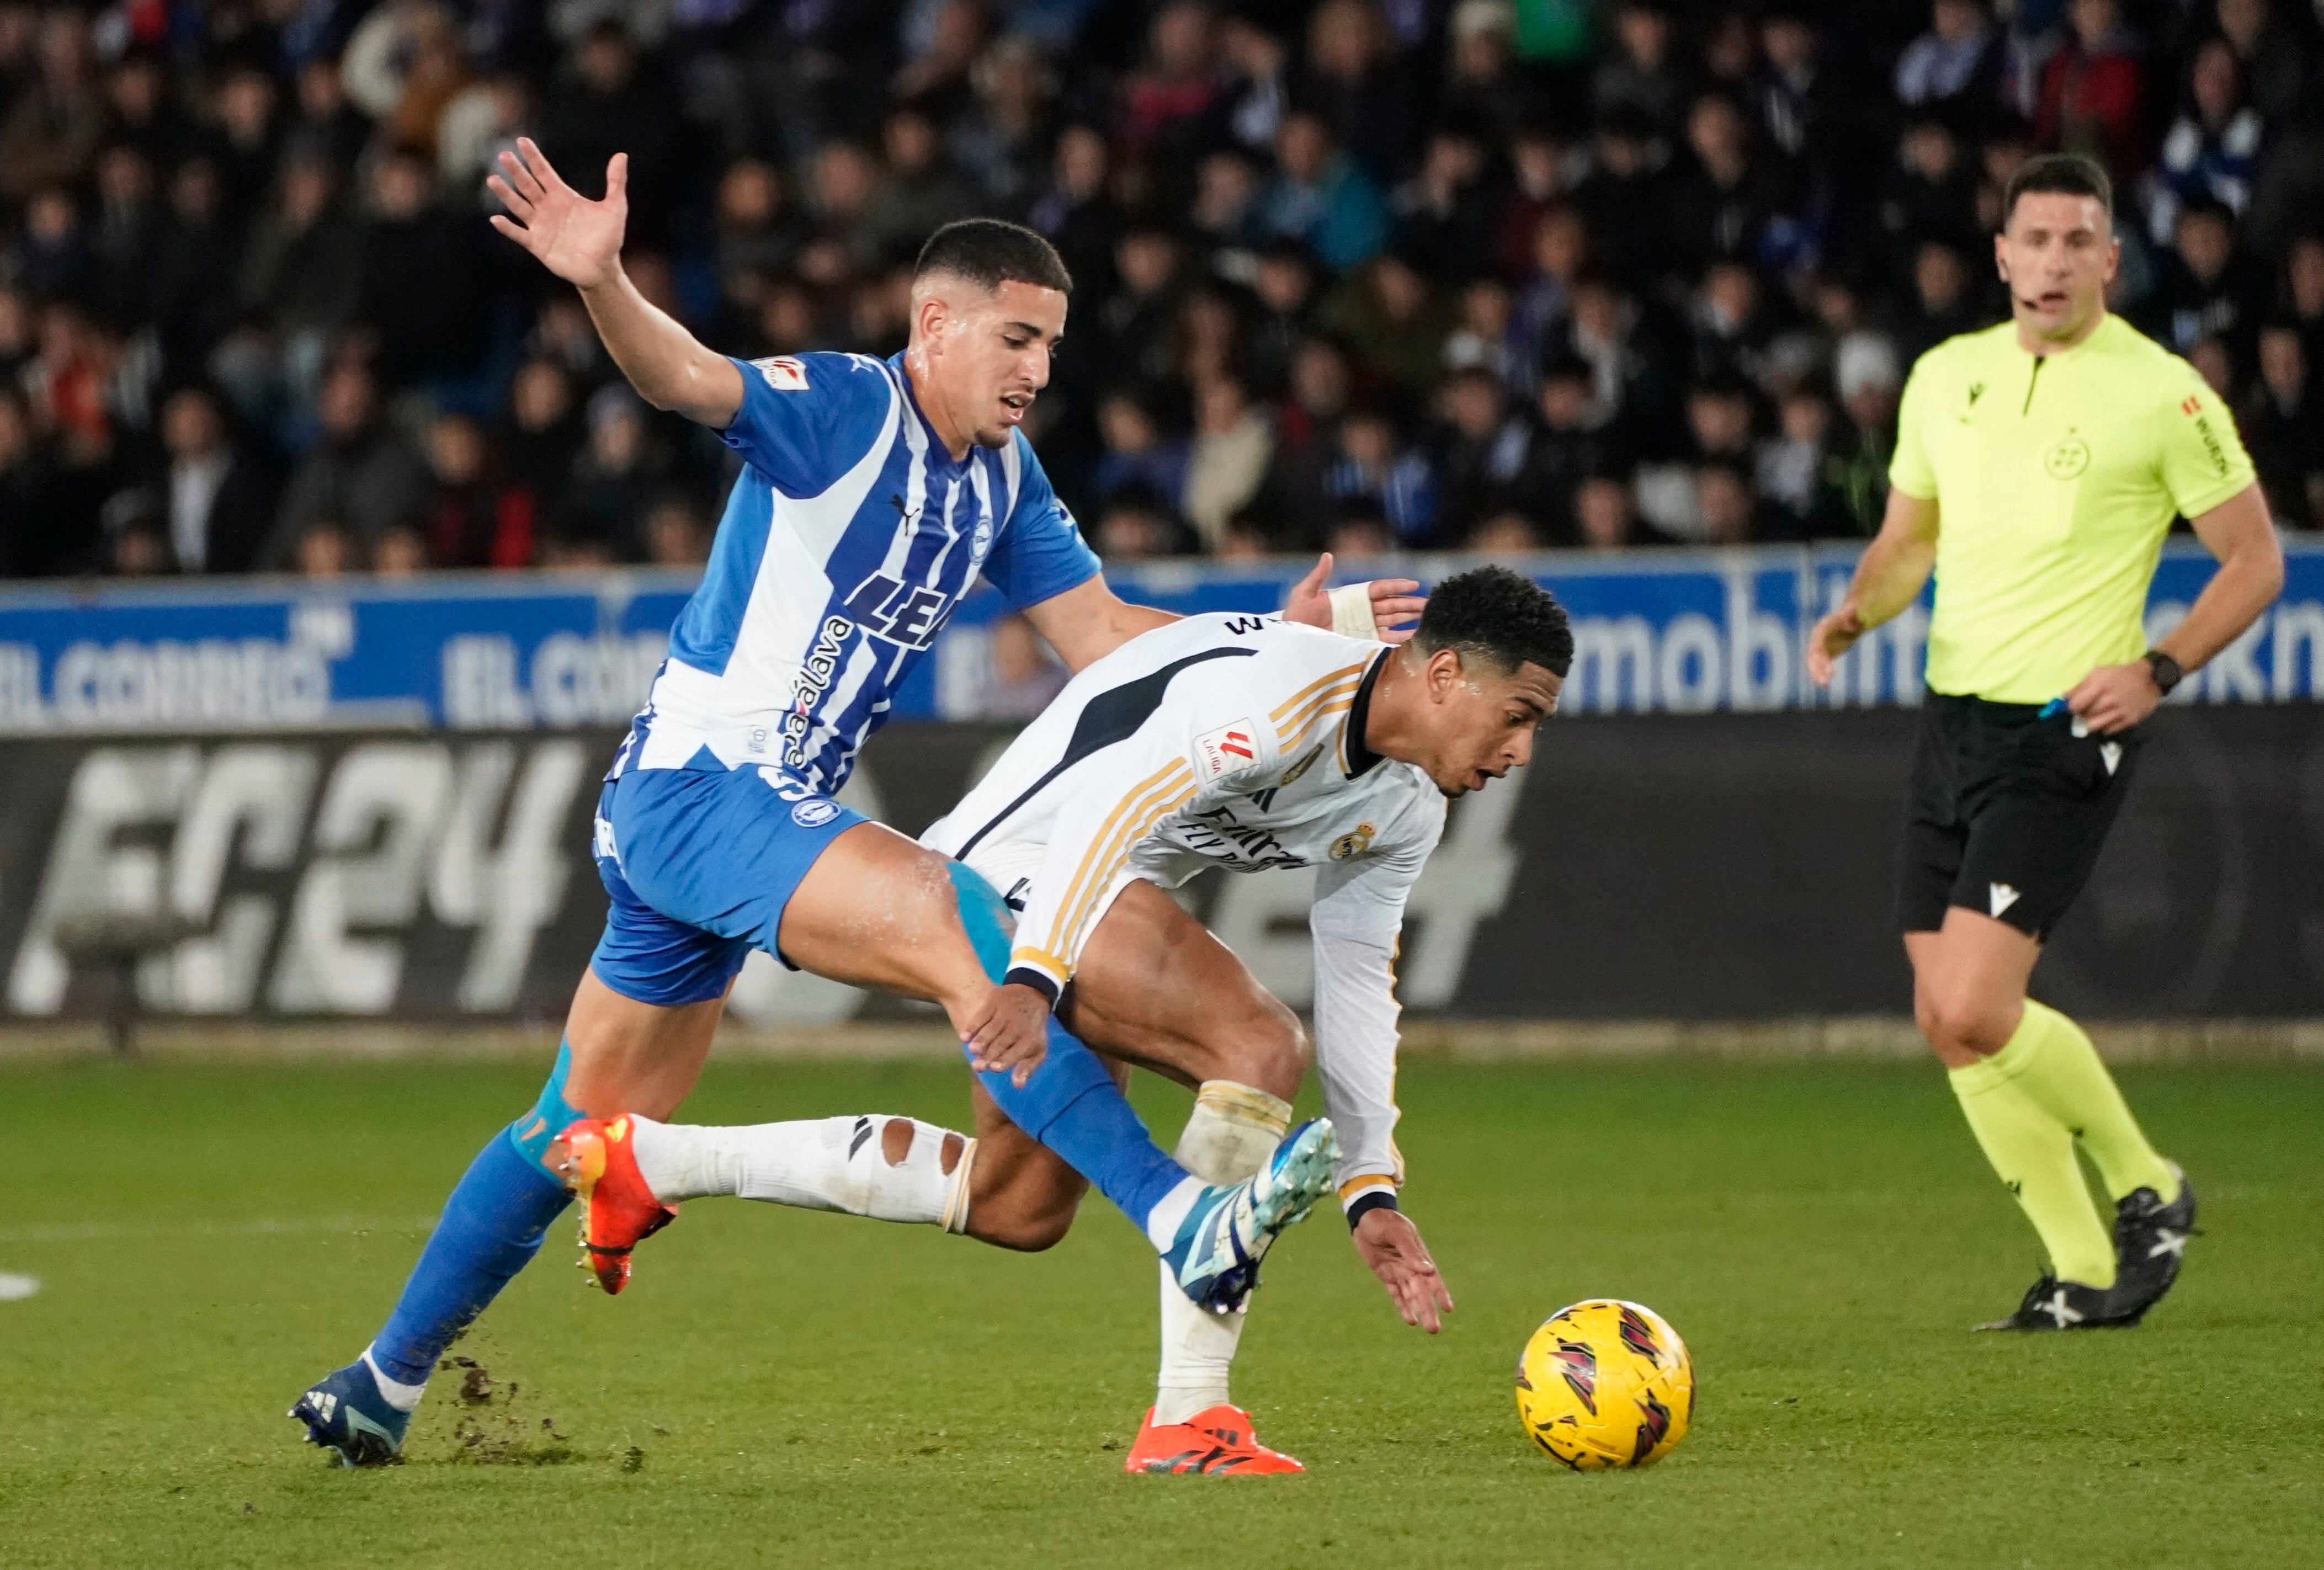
[289,1356,412,1466]
[1163,1118,1339,1313]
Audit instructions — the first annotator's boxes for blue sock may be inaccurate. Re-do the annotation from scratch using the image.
[946,861,1190,1231]
[368,1045,579,1388]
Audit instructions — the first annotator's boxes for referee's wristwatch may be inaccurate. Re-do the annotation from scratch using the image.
[2144,649,2184,695]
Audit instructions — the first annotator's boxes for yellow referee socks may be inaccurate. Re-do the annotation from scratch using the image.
[1948,1016,2116,1289]
[2001,1000,2181,1203]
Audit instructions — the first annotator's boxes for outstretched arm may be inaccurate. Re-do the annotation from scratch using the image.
[1806,488,1940,687]
[487,139,743,429]
[1023,557,1427,675]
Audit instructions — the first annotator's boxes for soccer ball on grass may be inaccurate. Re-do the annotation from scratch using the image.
[1514,1298,1693,1470]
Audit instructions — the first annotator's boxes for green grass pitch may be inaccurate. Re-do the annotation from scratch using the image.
[2,1053,2318,1568]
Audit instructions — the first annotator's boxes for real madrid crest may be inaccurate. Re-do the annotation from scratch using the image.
[1328,821,1376,860]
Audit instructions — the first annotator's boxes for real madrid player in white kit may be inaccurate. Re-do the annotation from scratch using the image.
[610,567,1575,1472]
[291,138,1421,1467]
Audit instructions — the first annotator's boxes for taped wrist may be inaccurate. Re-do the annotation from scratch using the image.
[1327,582,1380,640]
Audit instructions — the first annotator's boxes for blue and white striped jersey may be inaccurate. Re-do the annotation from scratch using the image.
[614,350,1100,792]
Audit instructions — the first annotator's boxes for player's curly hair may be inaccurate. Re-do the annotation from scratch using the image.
[916,219,1074,295]
[1414,565,1574,678]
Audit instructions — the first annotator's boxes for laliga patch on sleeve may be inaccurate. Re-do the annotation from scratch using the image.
[1195,720,1259,780]
[751,355,809,392]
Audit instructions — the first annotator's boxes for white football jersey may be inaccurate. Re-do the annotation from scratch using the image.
[921,613,1447,1205]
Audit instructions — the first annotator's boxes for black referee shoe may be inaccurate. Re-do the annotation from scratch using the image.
[2110,1164,2198,1321]
[1975,1275,2137,1332]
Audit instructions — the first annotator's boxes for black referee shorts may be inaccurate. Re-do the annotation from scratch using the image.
[1895,691,2144,940]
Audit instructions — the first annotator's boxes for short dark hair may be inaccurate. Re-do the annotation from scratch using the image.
[914,218,1073,294]
[2001,153,2112,227]
[1414,565,1574,679]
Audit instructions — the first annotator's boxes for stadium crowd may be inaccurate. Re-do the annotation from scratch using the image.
[2,0,2323,581]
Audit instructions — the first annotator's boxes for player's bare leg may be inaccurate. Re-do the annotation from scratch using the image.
[1907,907,2192,1328]
[940,881,1313,1472]
[609,827,1336,1306]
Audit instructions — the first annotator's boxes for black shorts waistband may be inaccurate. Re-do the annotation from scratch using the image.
[1926,690,2053,722]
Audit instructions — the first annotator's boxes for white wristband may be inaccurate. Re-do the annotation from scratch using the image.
[1327,582,1379,640]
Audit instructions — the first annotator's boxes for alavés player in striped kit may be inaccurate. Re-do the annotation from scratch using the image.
[290,139,1421,1466]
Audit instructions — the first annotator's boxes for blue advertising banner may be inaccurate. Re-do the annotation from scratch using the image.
[0,542,2317,734]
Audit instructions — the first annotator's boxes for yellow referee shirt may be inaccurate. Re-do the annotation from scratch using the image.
[1889,314,2256,703]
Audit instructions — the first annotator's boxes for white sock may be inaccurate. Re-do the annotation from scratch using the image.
[1153,1083,1291,1425]
[628,1114,974,1232]
[361,1347,426,1413]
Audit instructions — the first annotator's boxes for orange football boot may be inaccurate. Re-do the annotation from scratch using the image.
[554,1116,676,1295]
[1123,1404,1304,1475]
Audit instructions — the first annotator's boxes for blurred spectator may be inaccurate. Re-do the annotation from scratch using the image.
[1443,276,1519,385]
[424,412,533,568]
[1696,455,1789,545]
[555,385,666,560]
[1830,331,1903,533]
[501,358,584,499]
[1669,91,1788,277]
[105,493,173,577]
[373,524,431,577]
[1756,385,1850,537]
[2215,0,2312,129]
[0,10,102,201]
[1574,473,1666,550]
[2146,38,2264,247]
[1394,125,1498,281]
[1183,377,1273,551]
[863,107,979,269]
[292,514,359,577]
[1301,0,1414,183]
[354,150,491,390]
[1513,352,1625,541]
[2284,235,2324,372]
[272,361,430,563]
[1326,408,1437,545]
[1325,500,1398,561]
[1594,2,1689,135]
[1434,366,1530,540]
[158,386,276,574]
[1896,0,2004,125]
[2243,322,2321,527]
[1467,509,1544,556]
[1092,485,1188,561]
[644,494,711,567]
[2145,198,2259,355]
[1899,241,1983,363]
[2035,0,2146,179]
[1318,252,1449,405]
[1256,109,1389,272]
[1094,390,1188,506]
[1122,1,1220,158]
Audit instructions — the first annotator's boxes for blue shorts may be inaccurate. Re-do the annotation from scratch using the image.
[589,762,869,1007]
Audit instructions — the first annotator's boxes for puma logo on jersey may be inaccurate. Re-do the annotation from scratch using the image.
[1196,720,1259,779]
[751,355,809,391]
[1989,882,2020,918]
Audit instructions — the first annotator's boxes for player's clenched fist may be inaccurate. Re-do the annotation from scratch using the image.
[487,138,629,292]
[960,981,1052,1088]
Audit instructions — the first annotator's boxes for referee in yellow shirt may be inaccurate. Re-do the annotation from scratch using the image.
[1807,154,2284,1331]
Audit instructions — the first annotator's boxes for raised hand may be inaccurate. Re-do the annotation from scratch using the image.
[487,139,629,291]
[1284,553,1428,645]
